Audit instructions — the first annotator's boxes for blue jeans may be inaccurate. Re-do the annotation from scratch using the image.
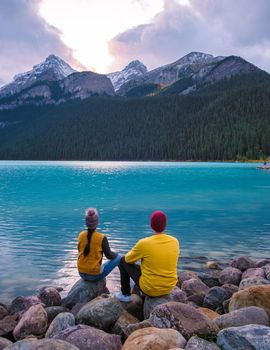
[79,255,121,282]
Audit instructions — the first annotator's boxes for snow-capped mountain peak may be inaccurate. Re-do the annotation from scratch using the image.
[33,54,75,79]
[124,60,147,71]
[107,60,147,91]
[14,54,76,81]
[0,54,76,98]
[177,51,214,64]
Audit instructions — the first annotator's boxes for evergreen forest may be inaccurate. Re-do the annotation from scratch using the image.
[0,71,269,161]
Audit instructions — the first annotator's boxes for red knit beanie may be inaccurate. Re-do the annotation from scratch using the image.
[150,210,167,233]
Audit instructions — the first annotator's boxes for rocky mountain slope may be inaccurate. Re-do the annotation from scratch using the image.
[0,55,114,109]
[118,52,259,96]
[59,71,114,100]
[107,60,147,91]
[0,55,76,98]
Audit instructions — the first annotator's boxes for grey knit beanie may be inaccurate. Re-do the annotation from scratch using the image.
[85,208,99,229]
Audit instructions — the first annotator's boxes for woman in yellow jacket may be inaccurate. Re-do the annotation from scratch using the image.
[77,208,121,281]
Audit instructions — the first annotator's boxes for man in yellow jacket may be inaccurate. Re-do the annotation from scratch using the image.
[115,210,180,302]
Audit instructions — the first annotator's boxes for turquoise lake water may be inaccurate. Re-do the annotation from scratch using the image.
[0,161,269,302]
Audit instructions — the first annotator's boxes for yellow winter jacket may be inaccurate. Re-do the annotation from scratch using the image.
[125,233,179,297]
[77,230,104,275]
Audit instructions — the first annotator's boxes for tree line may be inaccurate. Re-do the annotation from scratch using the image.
[0,71,269,161]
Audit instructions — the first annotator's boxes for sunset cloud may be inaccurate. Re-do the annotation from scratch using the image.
[108,0,270,72]
[1,0,269,83]
[0,0,83,84]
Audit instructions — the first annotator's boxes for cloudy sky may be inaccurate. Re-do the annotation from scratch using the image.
[0,0,270,84]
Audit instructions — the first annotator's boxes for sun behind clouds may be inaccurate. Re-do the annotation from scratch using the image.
[39,0,165,73]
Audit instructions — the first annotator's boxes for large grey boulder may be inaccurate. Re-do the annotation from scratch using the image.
[38,285,63,293]
[182,278,209,297]
[178,271,198,287]
[62,279,109,309]
[187,293,205,307]
[0,336,13,349]
[45,306,69,324]
[203,287,231,312]
[53,324,122,350]
[239,277,270,290]
[170,286,189,303]
[256,259,270,268]
[230,256,255,271]
[122,327,187,350]
[70,303,86,317]
[185,335,220,349]
[217,324,270,350]
[221,284,239,296]
[76,295,123,331]
[143,287,187,319]
[198,272,221,288]
[5,338,79,349]
[39,287,61,307]
[13,304,48,340]
[0,305,9,320]
[9,296,41,317]
[242,268,265,280]
[45,312,75,338]
[0,315,17,337]
[219,268,242,286]
[143,295,176,319]
[214,306,269,329]
[149,302,219,340]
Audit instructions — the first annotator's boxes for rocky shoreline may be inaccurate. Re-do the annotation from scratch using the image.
[1,256,270,349]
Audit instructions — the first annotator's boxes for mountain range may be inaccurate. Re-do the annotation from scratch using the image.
[0,51,269,161]
[0,52,261,109]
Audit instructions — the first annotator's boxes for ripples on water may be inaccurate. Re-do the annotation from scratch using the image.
[0,161,270,302]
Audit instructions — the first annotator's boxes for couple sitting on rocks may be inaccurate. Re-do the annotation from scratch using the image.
[77,208,180,302]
